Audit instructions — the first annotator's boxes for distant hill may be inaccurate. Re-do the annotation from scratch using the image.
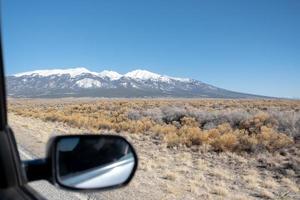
[6,67,269,98]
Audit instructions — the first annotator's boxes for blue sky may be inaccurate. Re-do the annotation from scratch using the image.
[1,0,300,98]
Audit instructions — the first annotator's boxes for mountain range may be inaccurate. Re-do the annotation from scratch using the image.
[6,67,267,98]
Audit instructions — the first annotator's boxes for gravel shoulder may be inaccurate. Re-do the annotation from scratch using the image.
[9,113,300,200]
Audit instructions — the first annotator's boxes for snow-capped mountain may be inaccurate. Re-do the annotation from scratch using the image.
[6,67,264,98]
[98,70,122,80]
[14,67,99,78]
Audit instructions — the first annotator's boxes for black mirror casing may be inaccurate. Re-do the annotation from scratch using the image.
[25,135,138,192]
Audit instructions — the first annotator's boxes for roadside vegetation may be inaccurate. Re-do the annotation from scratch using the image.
[8,98,300,199]
[8,99,300,153]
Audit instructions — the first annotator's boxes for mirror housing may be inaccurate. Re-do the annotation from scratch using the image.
[24,135,138,191]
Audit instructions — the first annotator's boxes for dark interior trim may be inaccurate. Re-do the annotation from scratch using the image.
[0,24,7,131]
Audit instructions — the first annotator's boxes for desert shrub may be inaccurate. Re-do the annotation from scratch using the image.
[238,133,259,152]
[96,118,113,130]
[161,106,187,124]
[217,123,232,134]
[178,126,203,146]
[268,110,300,138]
[127,110,142,120]
[257,126,293,151]
[206,128,221,140]
[141,107,164,123]
[130,118,153,133]
[240,112,277,135]
[164,132,181,147]
[180,117,198,127]
[236,126,293,152]
[211,132,238,152]
[44,114,59,122]
[150,124,177,136]
[8,99,299,153]
[202,121,216,130]
[197,110,250,130]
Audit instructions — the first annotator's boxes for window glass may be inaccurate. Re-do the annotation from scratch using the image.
[3,1,300,199]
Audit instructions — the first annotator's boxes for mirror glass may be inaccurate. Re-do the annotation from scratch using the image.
[56,136,136,189]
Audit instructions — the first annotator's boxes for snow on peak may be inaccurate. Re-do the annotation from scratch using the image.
[14,67,191,82]
[98,70,122,80]
[124,69,162,80]
[14,67,98,78]
[124,69,191,82]
[76,78,102,88]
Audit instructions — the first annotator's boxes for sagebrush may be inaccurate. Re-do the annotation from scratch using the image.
[8,98,300,153]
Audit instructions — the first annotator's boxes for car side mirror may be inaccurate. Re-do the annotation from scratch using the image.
[24,135,138,191]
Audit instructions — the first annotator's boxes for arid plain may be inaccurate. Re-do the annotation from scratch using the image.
[8,98,300,199]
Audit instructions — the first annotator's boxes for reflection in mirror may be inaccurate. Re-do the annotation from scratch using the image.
[56,136,136,189]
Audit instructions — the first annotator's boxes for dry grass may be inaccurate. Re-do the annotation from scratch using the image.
[209,167,233,180]
[257,189,275,199]
[261,178,279,189]
[210,182,229,197]
[8,98,300,154]
[281,178,300,193]
[243,169,260,189]
[162,172,177,181]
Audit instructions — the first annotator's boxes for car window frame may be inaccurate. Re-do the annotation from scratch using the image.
[0,27,7,131]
